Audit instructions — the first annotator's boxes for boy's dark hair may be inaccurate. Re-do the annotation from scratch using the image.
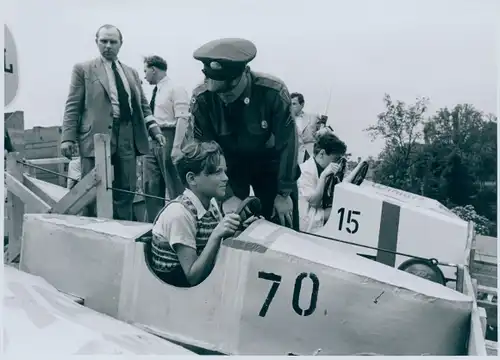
[313,132,347,156]
[290,92,304,105]
[144,55,168,72]
[174,140,224,186]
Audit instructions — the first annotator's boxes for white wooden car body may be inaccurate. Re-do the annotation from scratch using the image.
[3,264,194,355]
[316,179,468,281]
[19,213,473,355]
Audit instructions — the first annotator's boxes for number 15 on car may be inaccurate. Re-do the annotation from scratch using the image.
[337,207,361,235]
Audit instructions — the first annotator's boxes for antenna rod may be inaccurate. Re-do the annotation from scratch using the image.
[324,84,334,116]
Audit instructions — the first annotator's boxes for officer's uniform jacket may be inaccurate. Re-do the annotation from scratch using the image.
[190,68,299,198]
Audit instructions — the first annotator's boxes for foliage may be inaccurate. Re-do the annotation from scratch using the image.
[366,95,497,230]
[366,94,429,190]
[451,205,494,236]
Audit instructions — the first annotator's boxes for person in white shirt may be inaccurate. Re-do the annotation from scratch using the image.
[290,92,328,164]
[298,132,347,233]
[143,55,190,222]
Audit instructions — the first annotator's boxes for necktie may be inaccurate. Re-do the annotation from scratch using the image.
[150,85,158,114]
[111,61,131,120]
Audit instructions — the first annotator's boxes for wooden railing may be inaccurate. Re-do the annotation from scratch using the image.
[4,134,114,263]
[458,221,497,356]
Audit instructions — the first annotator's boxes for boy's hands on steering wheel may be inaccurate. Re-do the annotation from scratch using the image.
[232,197,263,234]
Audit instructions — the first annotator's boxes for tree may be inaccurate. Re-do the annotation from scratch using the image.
[365,94,429,191]
[423,105,497,219]
[440,150,476,206]
[424,105,497,185]
[366,97,497,229]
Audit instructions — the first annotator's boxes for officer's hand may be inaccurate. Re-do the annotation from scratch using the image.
[273,194,293,228]
[61,141,76,159]
[222,196,242,215]
[154,133,166,147]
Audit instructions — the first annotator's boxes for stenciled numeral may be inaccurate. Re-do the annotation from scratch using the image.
[292,272,319,316]
[337,207,361,234]
[257,271,282,317]
[257,271,320,317]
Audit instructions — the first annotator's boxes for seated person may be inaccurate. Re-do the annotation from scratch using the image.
[298,132,347,232]
[151,140,257,287]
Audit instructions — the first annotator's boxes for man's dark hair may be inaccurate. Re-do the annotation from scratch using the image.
[174,140,224,187]
[313,132,347,156]
[144,55,168,72]
[95,24,123,42]
[290,92,305,105]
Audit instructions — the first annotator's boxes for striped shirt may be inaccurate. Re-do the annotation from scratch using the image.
[151,189,222,274]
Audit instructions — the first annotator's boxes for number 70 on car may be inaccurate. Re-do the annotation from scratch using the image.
[256,271,320,317]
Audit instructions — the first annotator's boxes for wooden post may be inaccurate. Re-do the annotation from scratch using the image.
[455,264,464,293]
[6,152,25,265]
[56,136,66,187]
[465,221,476,269]
[94,134,113,219]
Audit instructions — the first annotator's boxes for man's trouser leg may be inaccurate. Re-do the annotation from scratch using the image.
[80,157,97,217]
[143,128,184,223]
[143,140,166,223]
[79,121,136,220]
[112,121,136,221]
[162,127,184,199]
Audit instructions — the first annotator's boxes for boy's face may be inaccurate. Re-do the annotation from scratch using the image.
[317,150,343,169]
[195,156,228,199]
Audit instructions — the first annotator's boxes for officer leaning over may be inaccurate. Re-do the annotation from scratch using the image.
[188,38,300,230]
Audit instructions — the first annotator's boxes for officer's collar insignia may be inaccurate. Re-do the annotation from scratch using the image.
[210,61,222,70]
[243,97,250,105]
[191,97,196,104]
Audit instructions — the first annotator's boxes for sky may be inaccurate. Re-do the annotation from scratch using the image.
[4,0,499,158]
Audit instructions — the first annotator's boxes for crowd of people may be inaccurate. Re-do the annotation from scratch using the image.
[58,24,348,287]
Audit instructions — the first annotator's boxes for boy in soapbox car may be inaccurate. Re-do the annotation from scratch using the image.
[150,140,260,287]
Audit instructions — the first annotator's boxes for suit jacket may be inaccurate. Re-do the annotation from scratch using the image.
[61,57,161,157]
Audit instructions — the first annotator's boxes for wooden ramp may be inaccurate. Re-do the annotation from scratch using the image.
[23,174,69,203]
[4,134,114,264]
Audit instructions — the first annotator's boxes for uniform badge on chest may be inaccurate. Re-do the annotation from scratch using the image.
[261,120,268,129]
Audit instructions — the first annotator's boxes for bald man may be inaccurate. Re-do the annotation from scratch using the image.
[60,24,165,220]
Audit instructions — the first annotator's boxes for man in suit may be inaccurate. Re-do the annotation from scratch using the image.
[291,92,328,164]
[60,24,165,220]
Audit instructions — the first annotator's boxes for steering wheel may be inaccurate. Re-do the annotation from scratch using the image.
[231,196,262,236]
[236,196,262,220]
[345,160,369,186]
